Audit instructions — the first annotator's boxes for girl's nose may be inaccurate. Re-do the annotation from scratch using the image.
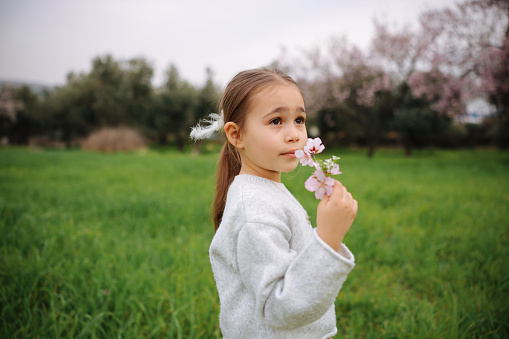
[285,125,300,143]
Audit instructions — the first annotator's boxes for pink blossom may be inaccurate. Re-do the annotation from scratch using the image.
[354,72,392,107]
[295,149,314,167]
[327,162,342,175]
[304,137,325,154]
[304,170,335,200]
[408,72,428,98]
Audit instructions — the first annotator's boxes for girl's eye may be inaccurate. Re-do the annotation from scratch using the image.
[295,116,306,124]
[270,118,282,125]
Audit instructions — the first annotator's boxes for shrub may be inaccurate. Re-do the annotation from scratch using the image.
[81,127,146,153]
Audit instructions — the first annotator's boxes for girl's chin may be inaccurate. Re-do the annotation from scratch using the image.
[281,163,299,173]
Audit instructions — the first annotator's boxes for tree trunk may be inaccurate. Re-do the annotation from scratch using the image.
[402,137,413,156]
[158,133,167,146]
[192,140,203,154]
[367,144,375,158]
[175,134,185,151]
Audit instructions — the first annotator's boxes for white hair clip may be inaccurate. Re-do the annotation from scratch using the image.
[190,111,225,141]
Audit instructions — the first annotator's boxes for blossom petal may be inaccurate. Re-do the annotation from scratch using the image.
[304,138,325,154]
[328,163,342,175]
[308,138,325,154]
[324,176,335,186]
[311,138,322,147]
[314,169,326,181]
[324,185,334,197]
[304,176,321,192]
[315,187,326,200]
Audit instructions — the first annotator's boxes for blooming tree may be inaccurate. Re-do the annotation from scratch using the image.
[279,37,395,157]
[417,2,508,111]
[278,0,509,153]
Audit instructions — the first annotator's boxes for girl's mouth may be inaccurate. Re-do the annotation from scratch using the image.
[281,150,297,158]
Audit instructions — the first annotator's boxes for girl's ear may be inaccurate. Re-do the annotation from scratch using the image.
[224,122,244,149]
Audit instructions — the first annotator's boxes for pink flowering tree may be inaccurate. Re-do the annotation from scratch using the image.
[368,17,462,155]
[277,0,509,153]
[407,69,468,117]
[278,37,395,157]
[410,0,509,146]
[331,43,394,157]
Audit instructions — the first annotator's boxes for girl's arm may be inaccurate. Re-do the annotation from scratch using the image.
[316,180,358,251]
[236,221,354,330]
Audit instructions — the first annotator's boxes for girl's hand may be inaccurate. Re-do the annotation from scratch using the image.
[316,180,358,251]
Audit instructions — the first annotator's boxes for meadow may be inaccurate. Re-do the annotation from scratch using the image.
[1,147,508,338]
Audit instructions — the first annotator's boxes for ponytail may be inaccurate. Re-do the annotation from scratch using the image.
[213,142,241,231]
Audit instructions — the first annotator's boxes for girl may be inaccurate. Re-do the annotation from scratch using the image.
[191,68,358,338]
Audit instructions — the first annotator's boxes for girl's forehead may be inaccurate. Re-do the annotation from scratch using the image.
[250,83,303,103]
[244,83,305,119]
[255,82,299,95]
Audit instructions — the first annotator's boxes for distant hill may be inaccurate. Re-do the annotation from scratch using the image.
[0,80,54,94]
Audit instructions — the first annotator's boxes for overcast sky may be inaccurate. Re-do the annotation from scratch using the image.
[0,0,458,88]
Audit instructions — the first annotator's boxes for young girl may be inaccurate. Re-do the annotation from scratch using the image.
[191,68,358,338]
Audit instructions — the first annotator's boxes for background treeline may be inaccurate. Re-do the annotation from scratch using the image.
[0,56,220,151]
[0,0,507,156]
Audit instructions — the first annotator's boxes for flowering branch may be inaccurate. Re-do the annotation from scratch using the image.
[295,137,342,200]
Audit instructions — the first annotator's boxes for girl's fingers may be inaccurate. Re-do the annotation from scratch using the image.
[330,181,357,212]
[330,180,344,200]
[327,181,356,214]
[321,192,330,204]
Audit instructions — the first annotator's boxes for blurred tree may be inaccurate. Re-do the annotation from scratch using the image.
[88,55,128,126]
[277,0,507,153]
[193,67,220,152]
[0,86,41,145]
[369,17,463,155]
[331,41,394,157]
[280,38,394,157]
[41,75,95,147]
[148,64,198,150]
[41,55,155,147]
[407,68,466,117]
[0,87,22,143]
[392,82,453,156]
[416,0,509,146]
[124,58,155,126]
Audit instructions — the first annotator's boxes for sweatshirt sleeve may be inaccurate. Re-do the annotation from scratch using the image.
[236,222,355,330]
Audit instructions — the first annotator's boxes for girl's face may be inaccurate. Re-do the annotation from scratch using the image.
[237,83,307,182]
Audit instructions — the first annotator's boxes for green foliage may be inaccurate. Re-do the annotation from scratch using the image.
[391,83,454,155]
[1,148,508,338]
[195,68,220,125]
[2,55,222,150]
[36,55,156,147]
[146,65,199,149]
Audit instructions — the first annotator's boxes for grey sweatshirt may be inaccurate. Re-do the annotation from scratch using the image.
[209,174,355,339]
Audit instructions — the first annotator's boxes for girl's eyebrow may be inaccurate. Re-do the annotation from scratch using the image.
[263,106,306,118]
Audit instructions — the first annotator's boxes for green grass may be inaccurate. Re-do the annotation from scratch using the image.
[1,147,508,338]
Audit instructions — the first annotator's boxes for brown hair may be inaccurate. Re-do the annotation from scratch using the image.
[213,67,301,231]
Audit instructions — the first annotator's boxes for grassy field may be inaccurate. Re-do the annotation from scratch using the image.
[1,147,508,338]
